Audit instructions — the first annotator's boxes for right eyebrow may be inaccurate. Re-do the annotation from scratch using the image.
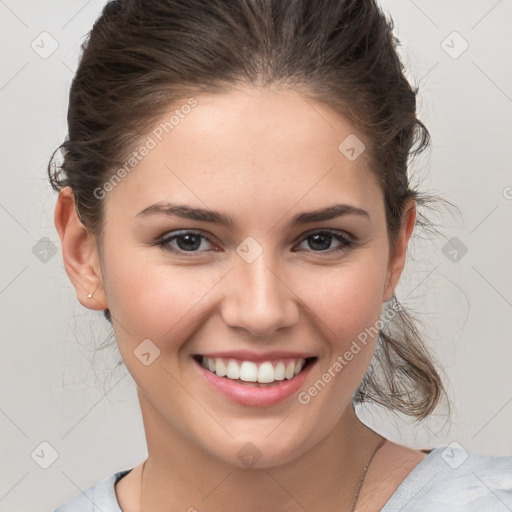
[136,202,235,227]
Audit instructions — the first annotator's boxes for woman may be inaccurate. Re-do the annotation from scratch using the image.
[49,0,512,510]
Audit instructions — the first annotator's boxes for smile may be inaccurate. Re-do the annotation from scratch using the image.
[193,354,317,407]
[199,356,312,385]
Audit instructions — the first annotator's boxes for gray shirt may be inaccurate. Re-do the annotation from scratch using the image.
[55,445,512,511]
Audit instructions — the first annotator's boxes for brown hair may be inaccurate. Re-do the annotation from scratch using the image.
[48,0,456,420]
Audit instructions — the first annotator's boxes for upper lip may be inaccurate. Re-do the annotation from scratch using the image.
[196,350,316,362]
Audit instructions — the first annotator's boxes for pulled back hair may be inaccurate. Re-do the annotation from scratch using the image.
[48,0,455,420]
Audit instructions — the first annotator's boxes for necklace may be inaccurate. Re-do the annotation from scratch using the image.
[349,437,386,511]
[139,437,386,512]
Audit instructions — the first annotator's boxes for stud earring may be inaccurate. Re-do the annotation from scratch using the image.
[87,290,95,299]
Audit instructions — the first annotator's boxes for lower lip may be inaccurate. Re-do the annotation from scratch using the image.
[195,358,316,407]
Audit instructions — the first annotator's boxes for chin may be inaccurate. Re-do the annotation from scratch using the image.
[206,422,325,470]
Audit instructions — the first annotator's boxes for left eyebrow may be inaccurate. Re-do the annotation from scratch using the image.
[135,201,370,227]
[291,204,370,223]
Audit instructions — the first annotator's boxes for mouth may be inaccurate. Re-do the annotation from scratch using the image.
[193,353,317,406]
[192,354,317,387]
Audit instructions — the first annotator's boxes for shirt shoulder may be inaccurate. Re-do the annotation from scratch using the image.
[54,468,133,512]
[381,445,512,511]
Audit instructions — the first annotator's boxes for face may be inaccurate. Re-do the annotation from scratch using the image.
[82,86,412,467]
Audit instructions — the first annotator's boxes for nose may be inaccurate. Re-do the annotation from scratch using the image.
[220,253,299,337]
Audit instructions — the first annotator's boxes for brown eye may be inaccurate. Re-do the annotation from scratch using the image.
[157,230,215,253]
[295,230,354,253]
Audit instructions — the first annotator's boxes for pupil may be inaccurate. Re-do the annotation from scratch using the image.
[309,233,331,251]
[178,234,201,251]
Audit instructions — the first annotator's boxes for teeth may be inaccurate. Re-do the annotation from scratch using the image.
[226,360,240,379]
[201,356,308,384]
[257,362,274,383]
[274,362,285,381]
[285,362,295,379]
[240,361,258,382]
[216,359,227,377]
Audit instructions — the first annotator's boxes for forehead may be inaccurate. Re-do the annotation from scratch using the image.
[104,86,382,223]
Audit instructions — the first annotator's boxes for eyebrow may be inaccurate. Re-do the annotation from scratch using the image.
[136,201,370,227]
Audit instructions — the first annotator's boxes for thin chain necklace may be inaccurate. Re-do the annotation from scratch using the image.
[349,437,386,511]
[139,438,386,512]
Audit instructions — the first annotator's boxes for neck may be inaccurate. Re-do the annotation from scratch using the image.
[137,390,383,512]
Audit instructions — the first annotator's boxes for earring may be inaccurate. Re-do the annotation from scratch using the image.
[87,290,95,299]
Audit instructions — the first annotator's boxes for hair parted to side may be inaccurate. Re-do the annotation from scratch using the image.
[48,0,457,420]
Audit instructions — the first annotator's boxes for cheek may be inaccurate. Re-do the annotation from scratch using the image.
[301,259,387,350]
[101,245,223,346]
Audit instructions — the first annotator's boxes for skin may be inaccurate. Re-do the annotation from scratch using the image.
[54,85,425,511]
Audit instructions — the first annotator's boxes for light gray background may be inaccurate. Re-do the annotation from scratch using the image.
[1,1,511,511]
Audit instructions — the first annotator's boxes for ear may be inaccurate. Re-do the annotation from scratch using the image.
[54,186,108,311]
[382,198,416,302]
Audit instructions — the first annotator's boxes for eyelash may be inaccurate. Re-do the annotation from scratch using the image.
[156,229,355,256]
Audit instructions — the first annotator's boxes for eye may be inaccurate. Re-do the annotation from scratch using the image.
[156,229,354,255]
[294,230,354,254]
[157,230,216,253]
